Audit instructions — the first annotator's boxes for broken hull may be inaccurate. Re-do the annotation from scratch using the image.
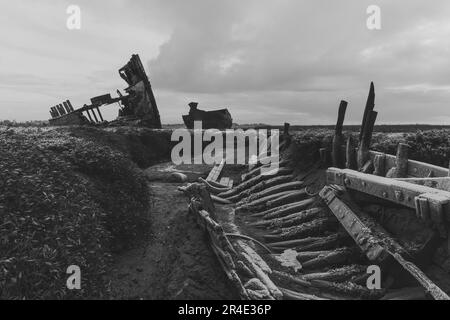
[179,133,450,300]
[183,109,233,129]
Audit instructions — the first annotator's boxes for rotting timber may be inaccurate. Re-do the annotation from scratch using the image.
[48,54,162,128]
[179,82,450,300]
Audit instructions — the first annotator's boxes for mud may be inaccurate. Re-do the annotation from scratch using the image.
[108,181,238,300]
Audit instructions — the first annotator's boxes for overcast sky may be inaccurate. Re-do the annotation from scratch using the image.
[2,0,450,124]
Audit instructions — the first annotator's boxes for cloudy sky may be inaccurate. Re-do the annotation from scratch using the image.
[2,0,450,124]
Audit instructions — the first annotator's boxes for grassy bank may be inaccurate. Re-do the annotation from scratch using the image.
[0,127,152,299]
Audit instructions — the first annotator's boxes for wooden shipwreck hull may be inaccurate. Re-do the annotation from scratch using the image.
[179,83,450,300]
[183,108,233,129]
[48,54,162,128]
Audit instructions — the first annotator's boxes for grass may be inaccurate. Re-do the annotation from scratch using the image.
[0,128,150,299]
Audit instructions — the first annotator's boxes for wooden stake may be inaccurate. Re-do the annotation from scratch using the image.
[373,153,386,176]
[359,82,375,142]
[345,136,357,169]
[332,100,348,168]
[357,110,377,169]
[395,143,409,178]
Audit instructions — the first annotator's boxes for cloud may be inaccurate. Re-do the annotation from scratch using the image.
[2,0,450,124]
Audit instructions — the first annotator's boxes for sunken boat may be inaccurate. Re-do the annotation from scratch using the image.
[47,54,162,128]
[182,102,233,129]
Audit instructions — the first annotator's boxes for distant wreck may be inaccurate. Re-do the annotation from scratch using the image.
[48,54,162,128]
[182,102,233,129]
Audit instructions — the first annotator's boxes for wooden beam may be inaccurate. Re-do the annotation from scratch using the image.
[319,185,449,300]
[368,151,449,178]
[394,177,450,192]
[326,167,450,223]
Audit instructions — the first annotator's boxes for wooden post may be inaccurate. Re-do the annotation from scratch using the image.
[345,136,357,169]
[359,82,375,142]
[373,154,386,176]
[332,100,348,168]
[395,143,409,178]
[357,110,377,169]
[320,148,331,167]
[283,123,290,136]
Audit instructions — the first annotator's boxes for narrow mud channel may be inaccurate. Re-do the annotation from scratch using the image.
[108,179,238,299]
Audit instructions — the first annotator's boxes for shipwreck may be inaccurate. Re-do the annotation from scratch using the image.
[183,102,233,129]
[48,54,162,128]
[177,82,450,300]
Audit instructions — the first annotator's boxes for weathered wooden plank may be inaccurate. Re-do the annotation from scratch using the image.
[395,177,450,192]
[326,168,450,221]
[368,151,449,178]
[319,186,390,263]
[319,185,450,300]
